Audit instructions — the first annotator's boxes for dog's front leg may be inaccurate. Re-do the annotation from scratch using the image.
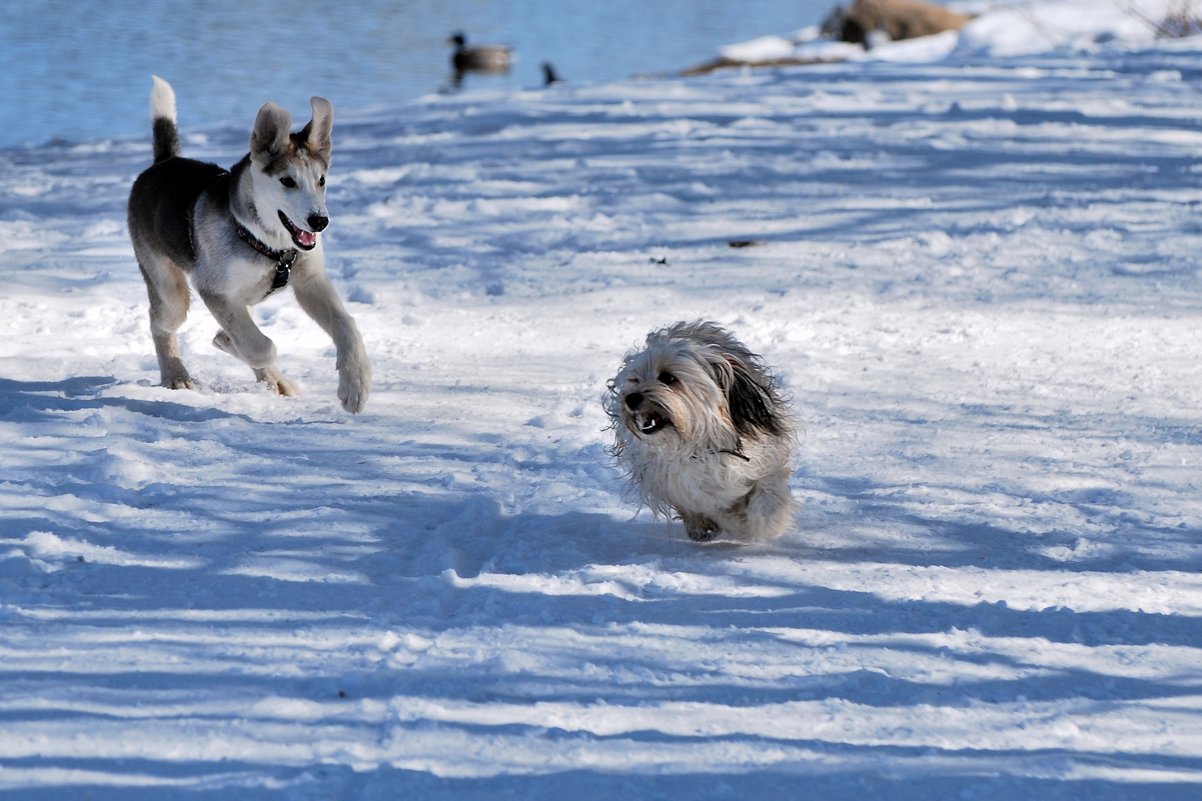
[199,291,276,367]
[292,272,371,413]
[214,329,300,397]
[199,290,299,396]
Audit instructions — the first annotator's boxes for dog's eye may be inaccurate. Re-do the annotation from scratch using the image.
[318,175,326,187]
[658,371,676,385]
[280,176,298,189]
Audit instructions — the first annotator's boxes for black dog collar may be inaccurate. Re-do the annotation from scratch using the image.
[235,223,297,294]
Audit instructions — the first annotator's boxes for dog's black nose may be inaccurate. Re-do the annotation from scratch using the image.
[308,214,329,232]
[625,392,643,411]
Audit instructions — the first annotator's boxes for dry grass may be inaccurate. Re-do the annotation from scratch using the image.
[1159,2,1202,37]
[1123,0,1202,38]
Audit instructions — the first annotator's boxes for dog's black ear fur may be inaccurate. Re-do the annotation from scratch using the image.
[250,102,292,163]
[726,358,784,437]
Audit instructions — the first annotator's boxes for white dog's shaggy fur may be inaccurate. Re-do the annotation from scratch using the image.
[605,321,798,542]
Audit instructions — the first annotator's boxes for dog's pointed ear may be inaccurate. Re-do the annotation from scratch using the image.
[301,96,333,162]
[725,357,783,437]
[250,102,292,164]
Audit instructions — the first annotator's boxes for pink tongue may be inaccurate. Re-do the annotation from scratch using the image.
[296,230,316,248]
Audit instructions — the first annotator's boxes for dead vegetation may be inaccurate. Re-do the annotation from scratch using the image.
[684,0,972,75]
[683,1,1202,78]
[1152,1,1202,38]
[822,0,973,46]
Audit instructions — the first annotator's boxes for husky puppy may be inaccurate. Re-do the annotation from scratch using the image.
[606,321,798,542]
[127,76,370,412]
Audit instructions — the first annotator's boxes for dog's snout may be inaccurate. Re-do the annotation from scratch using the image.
[307,214,329,232]
[625,392,644,411]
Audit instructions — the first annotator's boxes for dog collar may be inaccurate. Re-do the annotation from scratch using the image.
[235,223,297,294]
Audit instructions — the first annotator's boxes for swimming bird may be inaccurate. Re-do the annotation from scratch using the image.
[448,32,513,74]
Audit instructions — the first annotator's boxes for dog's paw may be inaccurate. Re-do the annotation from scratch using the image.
[214,329,276,368]
[162,375,197,391]
[212,331,234,355]
[268,375,301,397]
[160,366,196,391]
[682,513,721,542]
[253,366,300,397]
[338,363,370,414]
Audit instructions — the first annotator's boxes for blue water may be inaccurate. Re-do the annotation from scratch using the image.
[1,0,833,149]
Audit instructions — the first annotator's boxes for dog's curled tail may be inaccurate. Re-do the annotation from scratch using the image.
[149,75,180,163]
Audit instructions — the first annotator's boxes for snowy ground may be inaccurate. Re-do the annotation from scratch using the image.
[2,2,1202,798]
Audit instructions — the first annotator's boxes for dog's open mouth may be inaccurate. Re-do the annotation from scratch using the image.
[635,410,671,435]
[279,211,318,250]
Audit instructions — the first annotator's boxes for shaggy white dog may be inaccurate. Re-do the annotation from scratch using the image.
[606,321,798,542]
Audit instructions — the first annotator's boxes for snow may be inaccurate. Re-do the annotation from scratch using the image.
[2,1,1202,798]
[726,0,1193,65]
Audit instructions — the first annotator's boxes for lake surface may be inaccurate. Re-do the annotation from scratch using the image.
[1,0,834,149]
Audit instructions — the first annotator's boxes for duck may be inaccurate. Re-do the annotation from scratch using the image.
[448,32,513,74]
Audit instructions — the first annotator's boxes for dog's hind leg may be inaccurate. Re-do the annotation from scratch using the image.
[741,469,796,540]
[136,253,195,390]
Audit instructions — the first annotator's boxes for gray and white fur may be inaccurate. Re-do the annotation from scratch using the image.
[606,321,798,542]
[127,76,370,412]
